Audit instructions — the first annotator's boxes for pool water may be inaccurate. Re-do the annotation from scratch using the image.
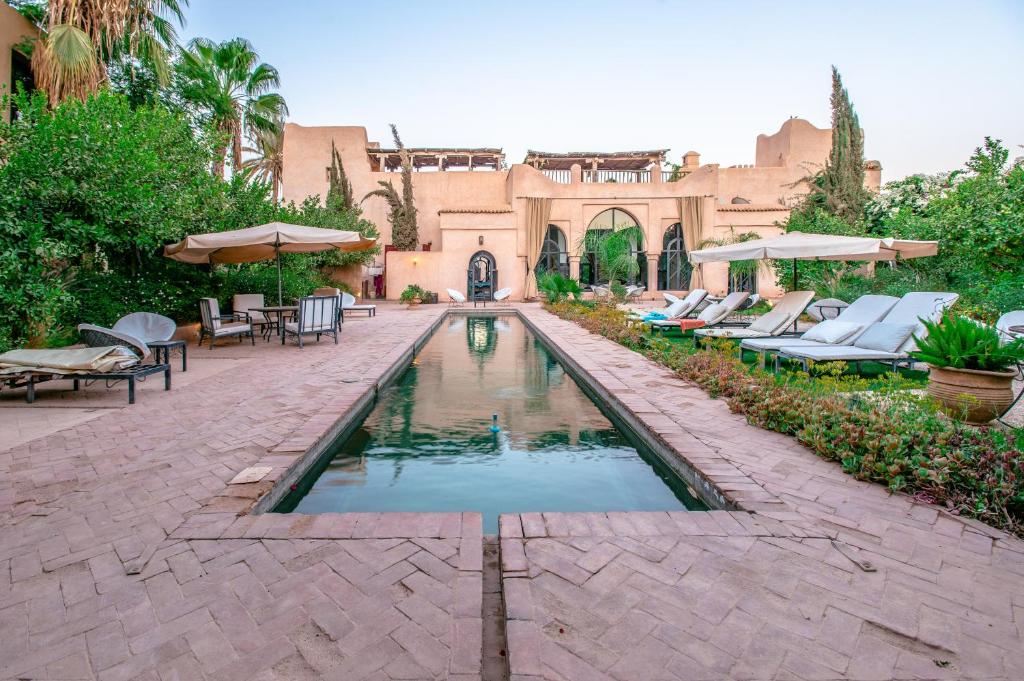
[280,315,704,532]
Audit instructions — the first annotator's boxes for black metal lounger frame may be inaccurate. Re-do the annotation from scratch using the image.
[4,362,171,404]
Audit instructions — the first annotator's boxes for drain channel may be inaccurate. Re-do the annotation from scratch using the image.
[481,535,509,681]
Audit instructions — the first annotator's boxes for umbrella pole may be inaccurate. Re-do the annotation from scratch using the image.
[791,259,797,290]
[276,248,283,306]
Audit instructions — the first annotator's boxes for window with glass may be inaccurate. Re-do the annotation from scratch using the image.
[728,265,757,295]
[536,225,569,277]
[581,209,646,287]
[658,223,692,290]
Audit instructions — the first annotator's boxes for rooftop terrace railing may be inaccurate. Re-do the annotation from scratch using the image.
[541,169,572,184]
[583,169,651,183]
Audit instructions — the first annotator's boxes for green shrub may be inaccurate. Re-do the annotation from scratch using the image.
[911,315,1024,372]
[536,272,582,303]
[545,299,1024,536]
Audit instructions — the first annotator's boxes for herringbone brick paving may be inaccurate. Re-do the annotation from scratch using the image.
[0,306,487,680]
[507,308,1024,681]
[3,304,1022,680]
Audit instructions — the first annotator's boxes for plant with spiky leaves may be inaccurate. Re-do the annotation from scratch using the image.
[241,120,283,204]
[362,124,418,250]
[176,37,288,177]
[28,0,187,105]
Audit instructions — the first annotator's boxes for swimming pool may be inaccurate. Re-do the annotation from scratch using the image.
[278,314,704,532]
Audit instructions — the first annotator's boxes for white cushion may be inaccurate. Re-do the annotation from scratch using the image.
[698,303,727,323]
[802,320,863,344]
[853,323,917,353]
[213,321,250,336]
[748,309,791,334]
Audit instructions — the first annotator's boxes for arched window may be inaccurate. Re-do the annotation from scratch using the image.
[581,209,646,287]
[658,223,692,290]
[536,225,568,277]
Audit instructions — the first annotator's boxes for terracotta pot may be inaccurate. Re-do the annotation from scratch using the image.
[926,364,1016,425]
[407,297,421,309]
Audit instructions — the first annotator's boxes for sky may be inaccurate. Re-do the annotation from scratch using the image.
[180,0,1024,181]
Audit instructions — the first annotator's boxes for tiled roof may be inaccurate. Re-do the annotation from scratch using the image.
[437,205,514,214]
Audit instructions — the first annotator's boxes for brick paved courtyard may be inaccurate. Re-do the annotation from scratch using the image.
[1,304,1021,680]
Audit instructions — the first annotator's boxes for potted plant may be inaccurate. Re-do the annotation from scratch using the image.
[399,284,426,308]
[911,315,1024,424]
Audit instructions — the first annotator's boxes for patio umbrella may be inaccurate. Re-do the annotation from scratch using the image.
[687,231,938,289]
[164,222,376,305]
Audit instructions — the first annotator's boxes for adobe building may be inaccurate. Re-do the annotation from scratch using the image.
[281,117,882,302]
[0,0,36,122]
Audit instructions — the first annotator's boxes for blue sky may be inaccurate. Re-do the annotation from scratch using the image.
[180,1,1024,181]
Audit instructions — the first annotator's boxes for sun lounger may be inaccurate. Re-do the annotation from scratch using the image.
[694,291,815,343]
[649,291,750,333]
[342,291,377,316]
[740,294,899,366]
[629,289,707,323]
[773,292,960,372]
[0,346,169,404]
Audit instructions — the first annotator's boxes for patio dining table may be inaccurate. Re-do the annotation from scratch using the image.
[251,305,298,340]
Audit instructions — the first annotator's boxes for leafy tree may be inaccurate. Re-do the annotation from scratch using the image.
[0,90,221,347]
[28,0,186,105]
[176,37,288,177]
[821,66,867,223]
[363,124,418,251]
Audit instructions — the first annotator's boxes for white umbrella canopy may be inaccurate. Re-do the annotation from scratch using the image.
[687,231,938,264]
[164,223,377,305]
[164,222,376,265]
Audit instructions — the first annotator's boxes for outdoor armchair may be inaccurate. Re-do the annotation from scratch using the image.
[198,298,255,349]
[447,289,466,307]
[112,312,175,344]
[283,295,340,347]
[232,294,272,334]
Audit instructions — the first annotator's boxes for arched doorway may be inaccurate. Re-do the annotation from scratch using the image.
[658,223,692,290]
[467,250,497,303]
[536,225,569,277]
[581,208,646,287]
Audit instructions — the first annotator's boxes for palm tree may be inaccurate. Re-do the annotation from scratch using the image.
[242,122,284,204]
[176,37,288,177]
[30,0,186,105]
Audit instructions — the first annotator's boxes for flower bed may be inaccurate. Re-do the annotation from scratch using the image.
[546,301,1023,536]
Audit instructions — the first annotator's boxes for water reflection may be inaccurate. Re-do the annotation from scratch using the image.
[286,315,704,531]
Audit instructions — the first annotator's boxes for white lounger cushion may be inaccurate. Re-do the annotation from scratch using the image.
[853,322,918,353]
[802,320,863,344]
[697,290,813,339]
[742,294,899,353]
[776,292,959,363]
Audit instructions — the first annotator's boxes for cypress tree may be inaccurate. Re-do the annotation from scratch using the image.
[822,66,867,223]
[326,140,354,211]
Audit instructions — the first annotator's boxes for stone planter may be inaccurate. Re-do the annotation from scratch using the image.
[927,364,1016,425]
[172,323,200,343]
[406,297,421,309]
